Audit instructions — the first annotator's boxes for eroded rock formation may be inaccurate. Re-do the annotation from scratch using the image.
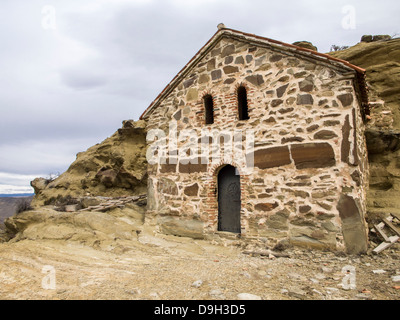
[330,36,400,223]
[31,120,148,207]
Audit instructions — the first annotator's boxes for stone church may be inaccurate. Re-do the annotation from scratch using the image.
[140,25,370,254]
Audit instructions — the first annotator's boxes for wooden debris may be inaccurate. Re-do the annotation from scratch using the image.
[373,236,400,254]
[374,223,390,242]
[372,214,400,254]
[75,194,147,213]
[391,212,400,221]
[383,218,400,237]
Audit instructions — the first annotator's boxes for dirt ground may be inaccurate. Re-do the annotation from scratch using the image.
[0,230,398,301]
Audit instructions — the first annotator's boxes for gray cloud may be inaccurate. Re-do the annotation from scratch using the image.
[60,67,109,89]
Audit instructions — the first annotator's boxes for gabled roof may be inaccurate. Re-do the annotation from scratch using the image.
[140,26,369,120]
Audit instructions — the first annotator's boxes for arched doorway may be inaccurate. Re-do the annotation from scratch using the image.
[218,165,241,233]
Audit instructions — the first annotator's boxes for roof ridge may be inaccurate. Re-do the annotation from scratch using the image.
[221,27,366,73]
[140,27,367,120]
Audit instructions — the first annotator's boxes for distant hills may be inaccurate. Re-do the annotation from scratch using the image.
[0,195,33,224]
[0,194,34,198]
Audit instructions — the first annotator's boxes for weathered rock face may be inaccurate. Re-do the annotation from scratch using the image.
[4,200,145,244]
[157,216,204,239]
[30,178,50,194]
[31,120,148,207]
[143,31,369,253]
[365,129,400,220]
[330,38,400,224]
[361,35,392,43]
[330,38,400,130]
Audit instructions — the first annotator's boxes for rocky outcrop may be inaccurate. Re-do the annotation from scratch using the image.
[361,35,392,43]
[330,37,400,224]
[292,41,318,51]
[31,120,148,207]
[4,196,146,244]
[330,37,400,129]
[30,178,50,194]
[365,129,400,221]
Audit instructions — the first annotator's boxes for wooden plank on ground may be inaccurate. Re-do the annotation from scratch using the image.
[373,235,400,254]
[374,224,390,242]
[390,212,400,222]
[383,219,400,236]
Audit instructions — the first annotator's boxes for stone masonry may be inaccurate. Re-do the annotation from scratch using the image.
[140,27,370,254]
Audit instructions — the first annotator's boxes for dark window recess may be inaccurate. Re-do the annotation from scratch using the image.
[204,94,214,124]
[238,86,249,120]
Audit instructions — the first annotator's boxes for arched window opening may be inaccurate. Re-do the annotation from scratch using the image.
[237,86,249,120]
[204,94,214,125]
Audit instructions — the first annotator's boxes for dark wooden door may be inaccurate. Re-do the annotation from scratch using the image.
[218,165,241,233]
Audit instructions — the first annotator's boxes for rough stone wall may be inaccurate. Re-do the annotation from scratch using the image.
[144,36,368,253]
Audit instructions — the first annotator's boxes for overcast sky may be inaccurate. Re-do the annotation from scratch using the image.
[0,0,398,194]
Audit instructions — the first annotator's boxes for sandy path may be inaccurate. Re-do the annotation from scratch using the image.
[0,231,399,300]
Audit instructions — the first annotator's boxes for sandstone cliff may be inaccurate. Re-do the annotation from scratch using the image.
[30,120,148,208]
[330,36,400,221]
[1,120,148,243]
